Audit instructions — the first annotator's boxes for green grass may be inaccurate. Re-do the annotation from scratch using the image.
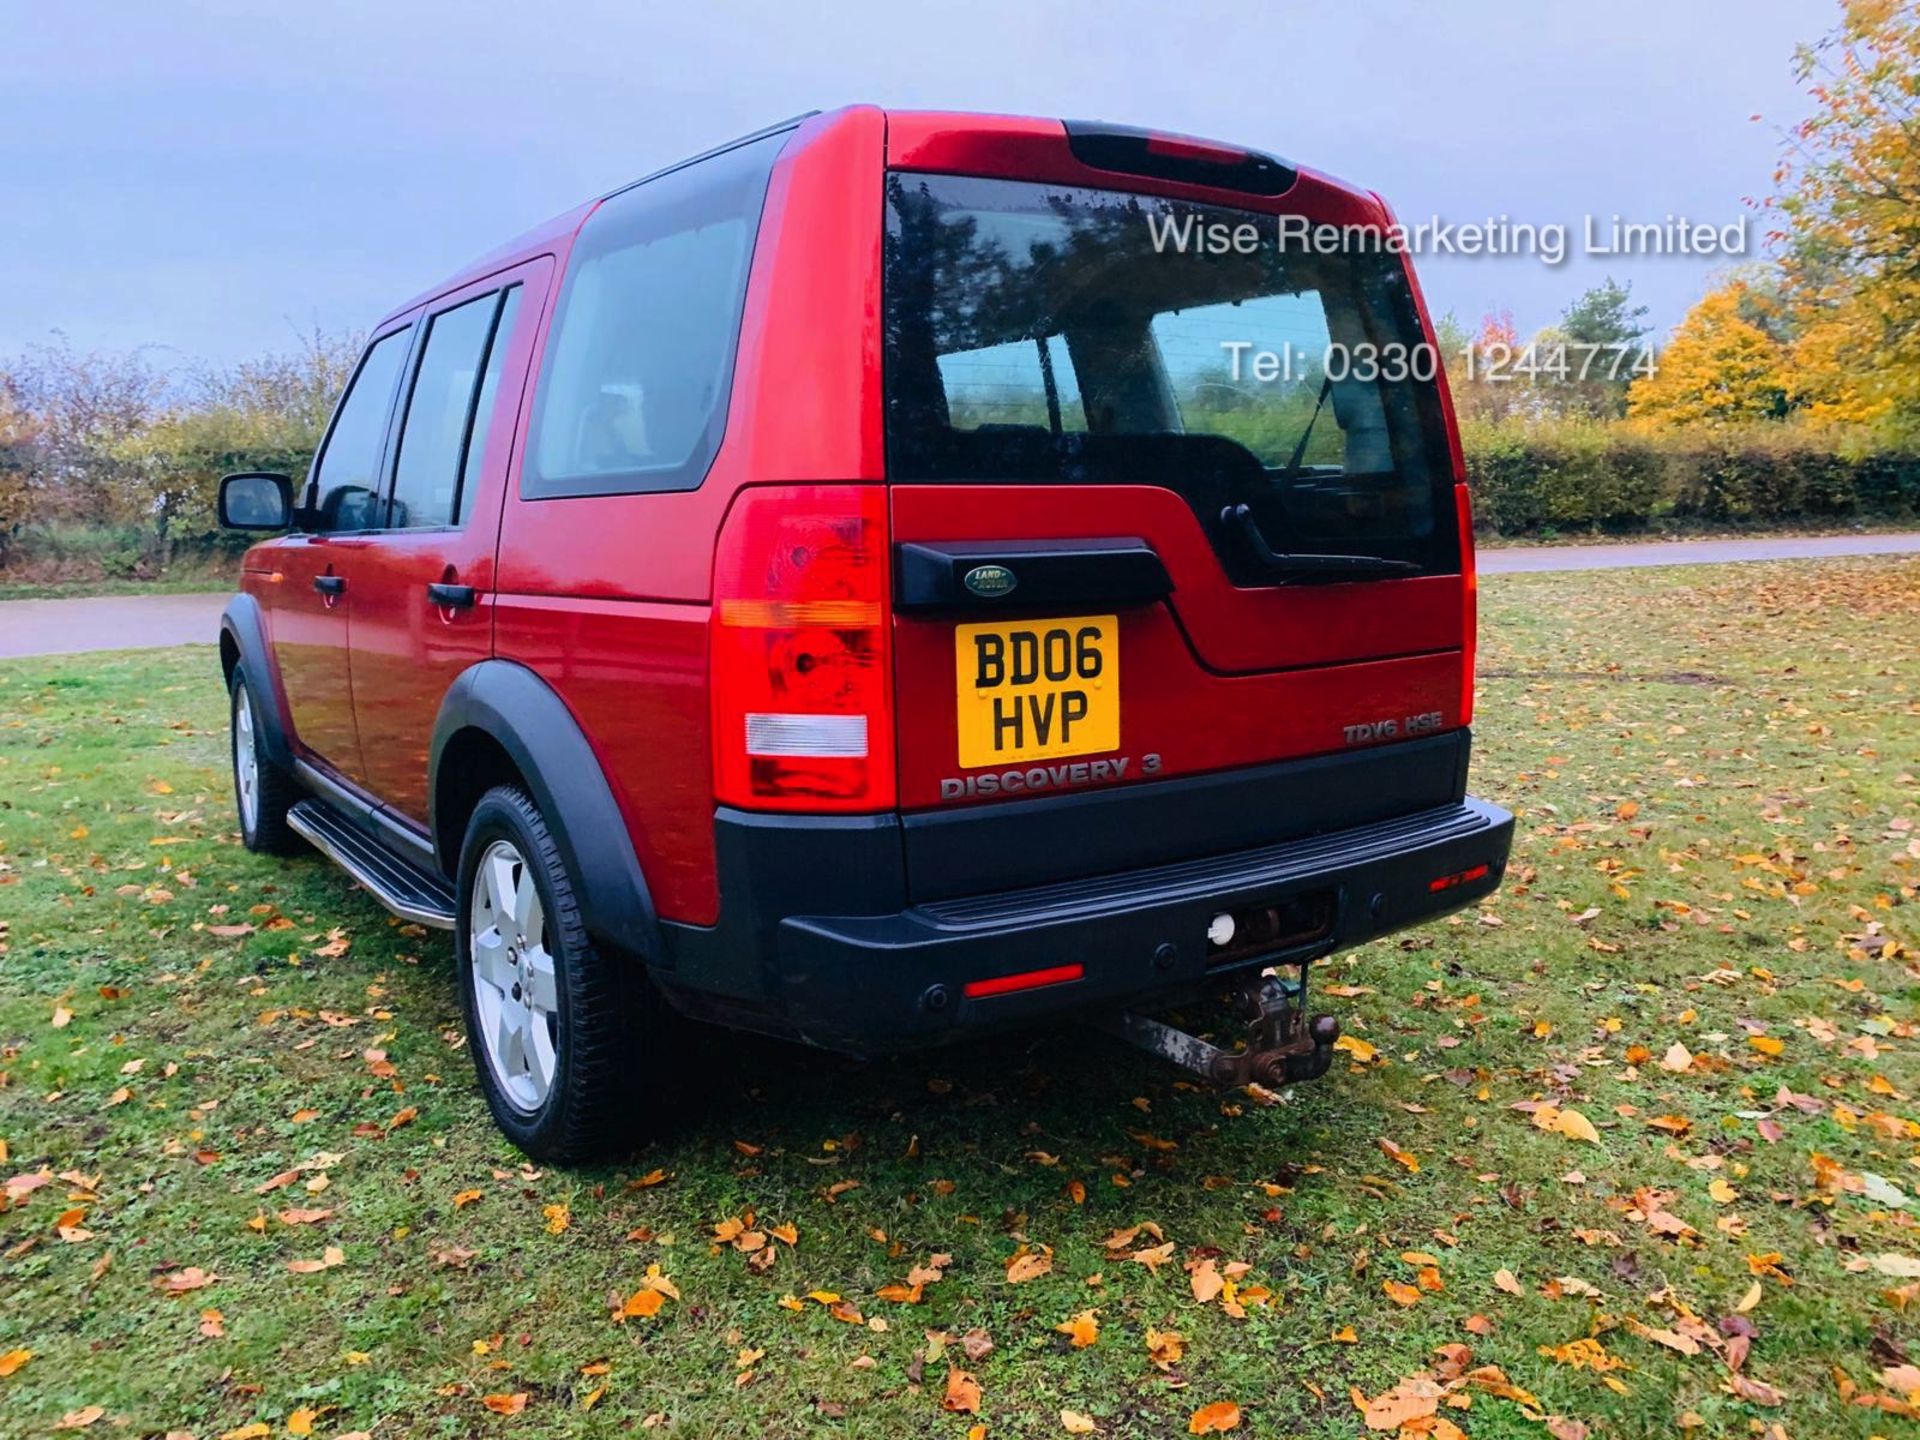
[2,559,1918,1439]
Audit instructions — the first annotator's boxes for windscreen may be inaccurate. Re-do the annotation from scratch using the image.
[883,173,1460,580]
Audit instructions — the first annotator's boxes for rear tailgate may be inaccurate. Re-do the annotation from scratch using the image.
[882,117,1471,891]
[891,483,1464,805]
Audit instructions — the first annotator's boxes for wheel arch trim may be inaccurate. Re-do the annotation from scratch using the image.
[220,593,297,771]
[430,660,666,967]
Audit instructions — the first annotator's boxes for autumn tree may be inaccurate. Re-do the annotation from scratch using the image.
[1544,278,1651,419]
[1773,0,1920,440]
[1448,309,1534,424]
[7,339,166,528]
[0,376,40,564]
[111,329,360,567]
[1627,280,1791,429]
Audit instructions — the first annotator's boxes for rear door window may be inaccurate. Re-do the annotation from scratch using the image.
[387,289,507,529]
[457,287,524,517]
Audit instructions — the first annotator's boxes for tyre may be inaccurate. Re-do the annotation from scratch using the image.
[229,667,301,855]
[455,784,669,1162]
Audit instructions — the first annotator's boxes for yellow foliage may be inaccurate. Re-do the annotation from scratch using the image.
[1627,283,1788,431]
[1775,0,1920,441]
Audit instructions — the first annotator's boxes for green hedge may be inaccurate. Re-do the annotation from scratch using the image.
[1461,421,1920,535]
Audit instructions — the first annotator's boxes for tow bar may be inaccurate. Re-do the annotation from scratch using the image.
[1093,967,1340,1088]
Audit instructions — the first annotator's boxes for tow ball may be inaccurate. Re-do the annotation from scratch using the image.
[1093,968,1340,1088]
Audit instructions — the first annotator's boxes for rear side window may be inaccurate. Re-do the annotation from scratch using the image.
[308,328,410,533]
[523,130,788,499]
[936,337,1088,434]
[389,288,514,529]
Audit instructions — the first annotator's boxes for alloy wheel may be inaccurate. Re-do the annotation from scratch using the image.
[467,839,561,1113]
[234,682,260,834]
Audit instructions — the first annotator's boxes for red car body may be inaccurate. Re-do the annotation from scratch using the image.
[219,106,1511,1154]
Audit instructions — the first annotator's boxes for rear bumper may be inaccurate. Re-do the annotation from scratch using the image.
[659,791,1513,1054]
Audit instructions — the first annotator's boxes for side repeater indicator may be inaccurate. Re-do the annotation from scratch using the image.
[962,564,1018,599]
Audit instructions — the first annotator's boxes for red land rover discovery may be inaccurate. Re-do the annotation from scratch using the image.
[217,106,1513,1162]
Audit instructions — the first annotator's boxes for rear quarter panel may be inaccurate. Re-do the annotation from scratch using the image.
[490,107,889,925]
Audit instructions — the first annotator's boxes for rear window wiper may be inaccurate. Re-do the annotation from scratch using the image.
[1220,503,1421,581]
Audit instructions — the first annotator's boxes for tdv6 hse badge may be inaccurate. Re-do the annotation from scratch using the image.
[1344,711,1445,745]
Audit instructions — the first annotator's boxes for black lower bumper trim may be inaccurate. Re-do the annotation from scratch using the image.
[663,796,1513,1054]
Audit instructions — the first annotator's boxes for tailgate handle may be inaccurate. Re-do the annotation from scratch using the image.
[895,539,1172,613]
[1221,504,1420,582]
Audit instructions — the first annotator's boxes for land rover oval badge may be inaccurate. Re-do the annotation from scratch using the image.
[963,564,1017,598]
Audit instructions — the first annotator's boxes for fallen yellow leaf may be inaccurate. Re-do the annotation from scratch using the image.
[1054,1309,1099,1348]
[1007,1247,1054,1284]
[942,1367,982,1414]
[1189,1256,1224,1304]
[285,1247,345,1275]
[1553,1107,1602,1144]
[1146,1327,1185,1368]
[1188,1401,1242,1434]
[621,1288,666,1319]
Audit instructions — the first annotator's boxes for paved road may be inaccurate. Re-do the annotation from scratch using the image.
[0,592,227,659]
[1,533,1916,658]
[1478,531,1920,573]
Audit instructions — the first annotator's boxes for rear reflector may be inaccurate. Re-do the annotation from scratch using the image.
[962,963,1084,1000]
[1428,863,1490,894]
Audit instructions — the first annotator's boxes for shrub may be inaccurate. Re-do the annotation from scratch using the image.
[1461,419,1918,535]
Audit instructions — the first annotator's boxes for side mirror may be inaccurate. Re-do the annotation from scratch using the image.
[218,472,294,531]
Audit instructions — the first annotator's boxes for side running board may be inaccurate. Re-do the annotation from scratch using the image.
[286,799,457,930]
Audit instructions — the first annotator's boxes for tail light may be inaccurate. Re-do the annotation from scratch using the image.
[1456,483,1477,729]
[712,485,894,811]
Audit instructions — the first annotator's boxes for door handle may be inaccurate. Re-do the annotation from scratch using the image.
[313,575,346,596]
[426,582,477,609]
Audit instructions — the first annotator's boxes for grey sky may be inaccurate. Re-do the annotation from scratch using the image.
[2,0,1820,372]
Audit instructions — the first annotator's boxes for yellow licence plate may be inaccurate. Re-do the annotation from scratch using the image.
[954,615,1119,769]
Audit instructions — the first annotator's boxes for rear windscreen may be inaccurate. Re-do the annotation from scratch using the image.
[883,173,1460,580]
